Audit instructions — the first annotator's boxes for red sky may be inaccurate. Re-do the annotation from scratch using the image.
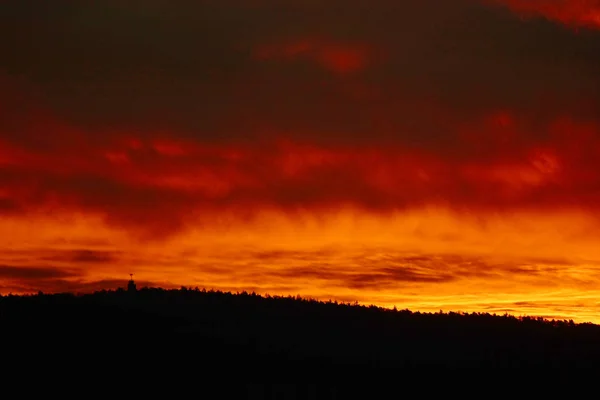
[2,0,600,322]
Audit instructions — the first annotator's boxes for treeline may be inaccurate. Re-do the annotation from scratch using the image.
[2,286,599,372]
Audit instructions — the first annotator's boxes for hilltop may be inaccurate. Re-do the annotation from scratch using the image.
[2,285,599,374]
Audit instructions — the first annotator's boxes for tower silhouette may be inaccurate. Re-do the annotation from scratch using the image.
[127,274,137,292]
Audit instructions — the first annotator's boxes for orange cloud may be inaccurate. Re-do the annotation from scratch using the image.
[3,207,600,322]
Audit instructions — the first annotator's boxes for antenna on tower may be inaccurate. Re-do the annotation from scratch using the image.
[130,273,134,281]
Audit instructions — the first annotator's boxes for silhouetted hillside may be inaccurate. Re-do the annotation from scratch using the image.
[2,286,599,373]
[1,287,598,398]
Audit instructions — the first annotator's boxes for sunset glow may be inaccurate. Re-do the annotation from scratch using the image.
[2,0,600,323]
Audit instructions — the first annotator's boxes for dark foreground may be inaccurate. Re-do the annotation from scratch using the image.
[1,287,598,392]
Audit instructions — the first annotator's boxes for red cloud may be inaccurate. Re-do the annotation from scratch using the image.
[255,38,371,74]
[2,50,600,239]
[2,105,600,241]
[491,0,600,29]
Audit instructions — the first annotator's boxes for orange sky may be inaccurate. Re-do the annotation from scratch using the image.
[2,0,600,322]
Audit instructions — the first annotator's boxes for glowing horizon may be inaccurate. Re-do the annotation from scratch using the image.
[4,206,600,323]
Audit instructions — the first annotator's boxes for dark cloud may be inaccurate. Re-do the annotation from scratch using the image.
[1,0,600,239]
[269,263,455,290]
[257,252,574,290]
[39,249,120,264]
[1,0,599,142]
[0,198,21,214]
[0,265,76,280]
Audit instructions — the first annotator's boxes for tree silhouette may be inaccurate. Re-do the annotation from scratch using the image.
[1,285,597,395]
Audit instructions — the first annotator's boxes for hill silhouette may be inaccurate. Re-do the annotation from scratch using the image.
[2,283,599,393]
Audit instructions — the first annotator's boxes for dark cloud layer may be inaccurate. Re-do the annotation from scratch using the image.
[0,265,76,280]
[1,0,600,239]
[39,249,120,264]
[2,0,599,139]
[238,250,571,291]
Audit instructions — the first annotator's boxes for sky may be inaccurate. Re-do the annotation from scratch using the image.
[2,0,600,322]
